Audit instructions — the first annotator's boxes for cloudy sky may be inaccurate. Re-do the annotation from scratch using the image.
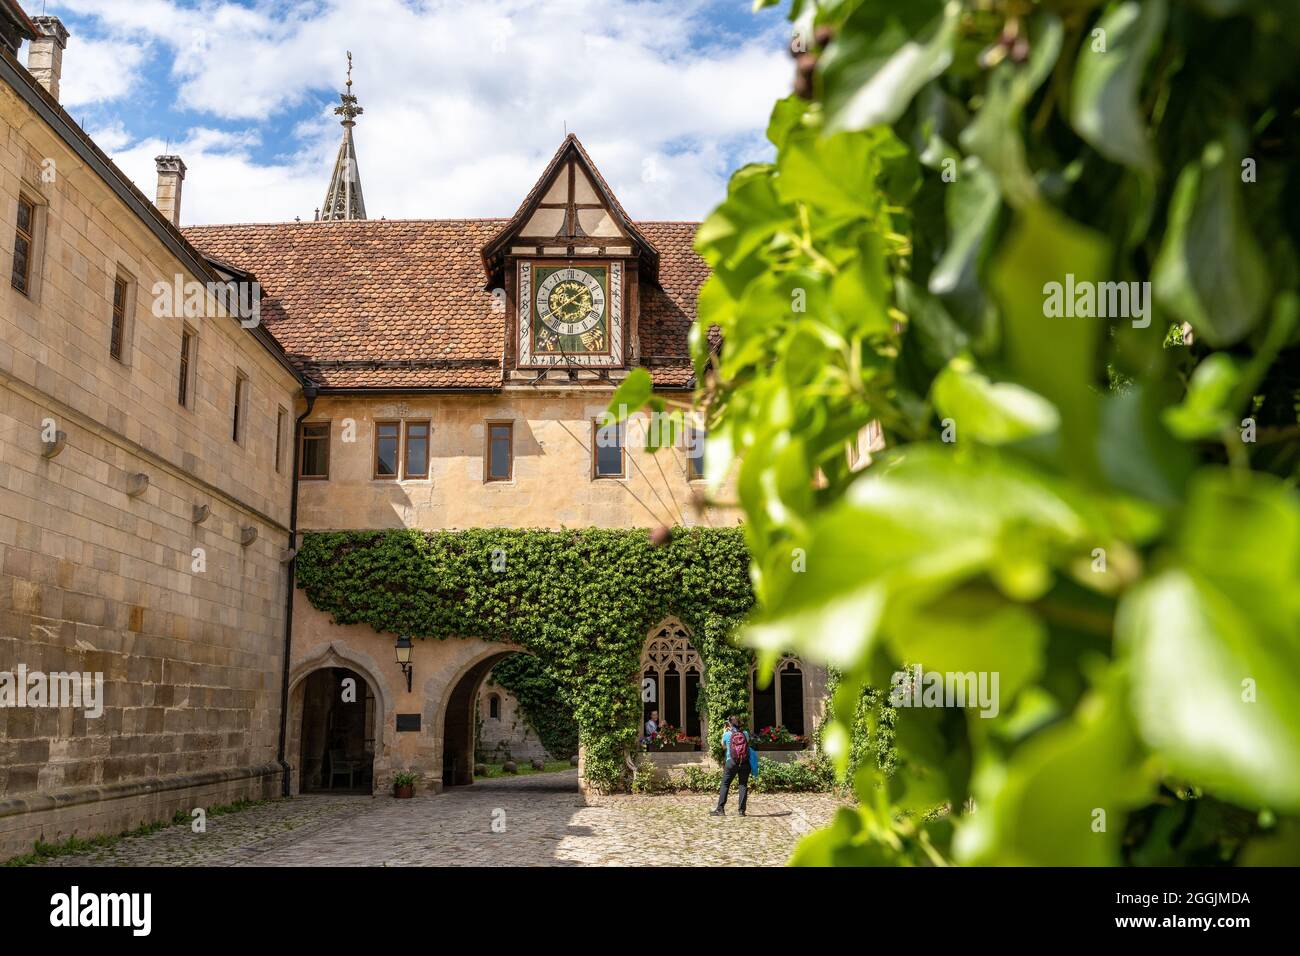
[27,0,792,226]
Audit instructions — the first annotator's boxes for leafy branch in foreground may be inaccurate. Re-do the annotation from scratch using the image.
[619,0,1300,865]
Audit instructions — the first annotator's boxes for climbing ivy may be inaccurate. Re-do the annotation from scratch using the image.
[611,0,1300,864]
[485,654,579,760]
[295,527,754,791]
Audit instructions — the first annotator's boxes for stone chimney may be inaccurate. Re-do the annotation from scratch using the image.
[154,155,187,227]
[27,17,70,101]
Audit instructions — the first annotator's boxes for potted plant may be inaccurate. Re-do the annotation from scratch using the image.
[752,725,806,751]
[392,770,418,798]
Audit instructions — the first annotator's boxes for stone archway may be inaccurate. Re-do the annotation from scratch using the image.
[286,642,393,795]
[436,648,520,787]
[298,667,376,792]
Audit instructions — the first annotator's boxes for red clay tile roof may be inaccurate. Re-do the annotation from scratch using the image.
[637,222,708,388]
[183,218,706,390]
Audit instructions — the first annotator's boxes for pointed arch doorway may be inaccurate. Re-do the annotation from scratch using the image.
[298,666,376,793]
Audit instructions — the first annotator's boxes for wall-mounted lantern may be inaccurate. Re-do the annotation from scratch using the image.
[395,635,413,693]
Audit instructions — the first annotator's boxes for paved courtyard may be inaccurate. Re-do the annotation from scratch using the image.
[32,771,846,866]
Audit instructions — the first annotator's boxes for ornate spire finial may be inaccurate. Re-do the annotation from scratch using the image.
[334,50,363,128]
[320,51,367,221]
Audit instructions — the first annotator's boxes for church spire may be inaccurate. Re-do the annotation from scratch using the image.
[320,52,367,221]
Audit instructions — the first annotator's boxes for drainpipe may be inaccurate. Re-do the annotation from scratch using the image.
[276,381,318,796]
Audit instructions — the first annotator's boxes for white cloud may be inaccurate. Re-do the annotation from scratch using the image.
[59,0,791,223]
[58,35,147,106]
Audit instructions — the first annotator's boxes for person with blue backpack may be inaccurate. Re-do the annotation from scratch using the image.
[711,715,759,816]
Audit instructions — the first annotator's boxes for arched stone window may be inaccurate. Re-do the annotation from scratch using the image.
[751,657,805,736]
[488,693,501,720]
[641,618,702,738]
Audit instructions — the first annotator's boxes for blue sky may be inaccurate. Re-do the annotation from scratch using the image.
[25,0,793,225]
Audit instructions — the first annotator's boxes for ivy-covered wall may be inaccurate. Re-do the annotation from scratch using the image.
[485,654,579,760]
[295,527,754,791]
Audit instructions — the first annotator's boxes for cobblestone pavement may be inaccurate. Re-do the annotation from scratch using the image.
[35,771,846,867]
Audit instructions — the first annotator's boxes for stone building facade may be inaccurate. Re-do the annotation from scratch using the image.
[0,2,829,857]
[180,129,827,798]
[0,8,303,858]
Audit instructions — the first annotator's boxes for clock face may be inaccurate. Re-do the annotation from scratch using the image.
[536,268,606,337]
[530,264,611,356]
[518,260,622,367]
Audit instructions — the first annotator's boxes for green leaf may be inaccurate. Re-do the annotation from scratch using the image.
[604,367,656,423]
[1098,384,1195,505]
[819,0,958,134]
[886,593,1047,705]
[776,130,890,219]
[961,13,1064,208]
[990,202,1110,479]
[1177,470,1300,639]
[1070,0,1166,173]
[929,159,1001,299]
[831,254,892,336]
[766,94,812,151]
[931,357,1061,445]
[1117,471,1300,809]
[748,446,1101,667]
[1118,567,1300,810]
[1153,138,1272,346]
[788,806,897,866]
[955,677,1151,865]
[1161,353,1241,440]
[898,278,969,377]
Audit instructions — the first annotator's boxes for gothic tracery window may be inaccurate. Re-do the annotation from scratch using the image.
[640,618,702,739]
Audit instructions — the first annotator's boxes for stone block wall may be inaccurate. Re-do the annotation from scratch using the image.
[476,683,550,764]
[0,73,300,860]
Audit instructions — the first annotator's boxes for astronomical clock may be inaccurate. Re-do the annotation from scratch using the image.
[517,260,623,366]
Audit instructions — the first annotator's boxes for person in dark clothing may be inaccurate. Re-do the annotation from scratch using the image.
[711,716,757,817]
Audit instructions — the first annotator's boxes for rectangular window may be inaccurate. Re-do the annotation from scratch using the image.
[275,406,287,474]
[486,422,513,482]
[404,421,430,479]
[374,421,400,479]
[110,276,129,361]
[300,422,330,479]
[11,195,34,295]
[232,372,248,443]
[686,426,706,480]
[177,327,195,407]
[592,418,625,479]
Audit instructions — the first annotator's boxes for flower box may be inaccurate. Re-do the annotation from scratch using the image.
[751,726,807,750]
[654,741,700,753]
